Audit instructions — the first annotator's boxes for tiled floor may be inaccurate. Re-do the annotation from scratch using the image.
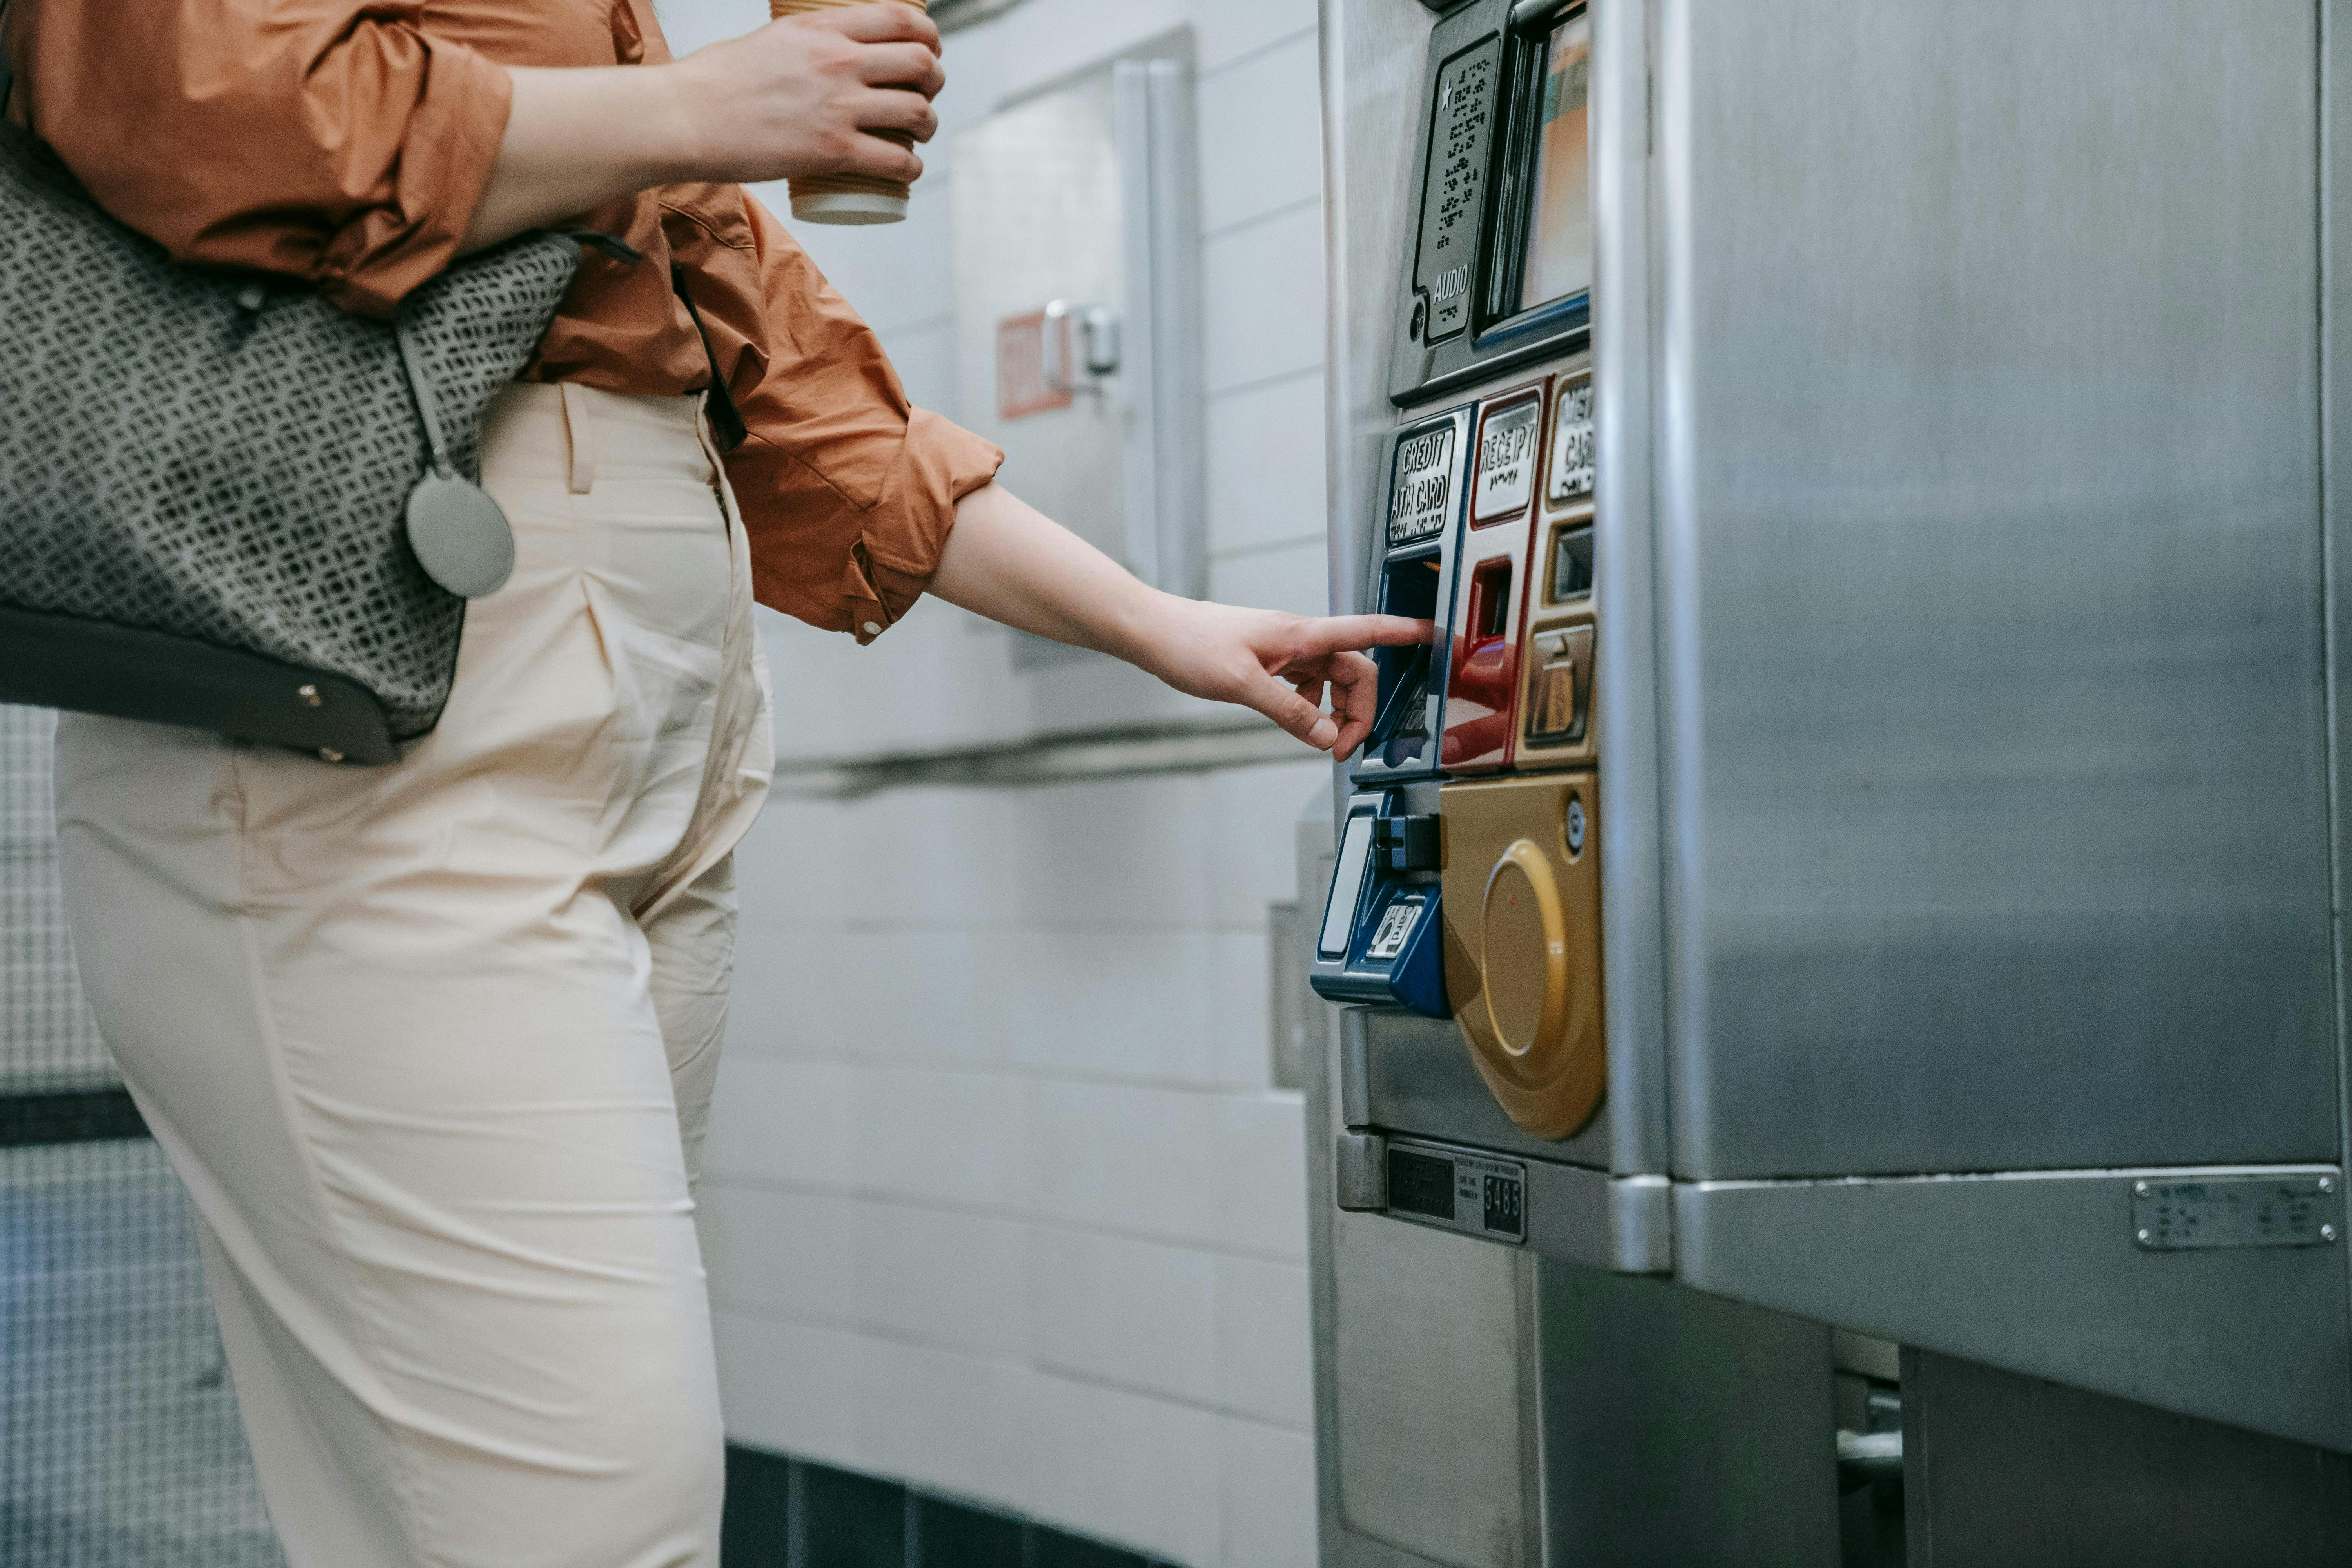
[723,1446,1180,1568]
[0,1138,283,1568]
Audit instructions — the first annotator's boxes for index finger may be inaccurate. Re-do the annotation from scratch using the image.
[833,1,944,52]
[1291,614,1437,655]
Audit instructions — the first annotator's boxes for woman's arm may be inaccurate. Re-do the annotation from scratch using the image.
[462,3,944,251]
[461,4,1432,755]
[931,485,1434,760]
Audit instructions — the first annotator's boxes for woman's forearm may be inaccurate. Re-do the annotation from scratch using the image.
[929,483,1434,759]
[460,5,944,253]
[461,66,702,251]
[926,483,1179,662]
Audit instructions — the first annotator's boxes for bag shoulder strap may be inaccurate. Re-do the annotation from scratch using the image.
[1,0,16,118]
[669,261,747,453]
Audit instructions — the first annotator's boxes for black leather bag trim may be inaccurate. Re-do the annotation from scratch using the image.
[0,604,399,764]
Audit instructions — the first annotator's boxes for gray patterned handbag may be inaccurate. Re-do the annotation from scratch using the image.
[0,114,586,764]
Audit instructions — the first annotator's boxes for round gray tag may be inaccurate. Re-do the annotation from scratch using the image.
[406,474,515,599]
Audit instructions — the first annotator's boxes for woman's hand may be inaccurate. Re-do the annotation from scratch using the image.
[1129,601,1433,760]
[928,484,1435,760]
[672,4,945,187]
[463,4,945,252]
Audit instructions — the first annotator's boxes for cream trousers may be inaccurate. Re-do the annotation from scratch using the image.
[53,383,775,1568]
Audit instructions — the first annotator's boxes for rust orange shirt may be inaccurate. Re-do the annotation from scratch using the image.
[3,0,1002,642]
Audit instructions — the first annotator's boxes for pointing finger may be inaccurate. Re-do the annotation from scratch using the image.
[1285,615,1436,661]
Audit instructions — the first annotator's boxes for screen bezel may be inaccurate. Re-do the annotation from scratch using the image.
[1477,0,1592,349]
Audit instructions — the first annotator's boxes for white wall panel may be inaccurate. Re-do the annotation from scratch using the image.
[871,316,960,416]
[1196,33,1326,234]
[706,1058,859,1186]
[1216,1418,1318,1568]
[1207,370,1329,559]
[713,1310,864,1469]
[1203,204,1327,394]
[1025,1373,1223,1566]
[1011,776,1216,931]
[1208,537,1332,620]
[1028,1229,1220,1403]
[1212,1259,1314,1428]
[855,1335,1036,1505]
[1002,929,1220,1083]
[1208,1094,1311,1263]
[1205,762,1330,926]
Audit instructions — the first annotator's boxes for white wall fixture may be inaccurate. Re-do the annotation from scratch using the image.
[953,40,1205,608]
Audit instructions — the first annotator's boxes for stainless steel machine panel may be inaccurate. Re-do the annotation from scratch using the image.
[1655,0,2334,1179]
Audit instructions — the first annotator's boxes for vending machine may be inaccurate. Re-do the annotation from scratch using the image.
[1307,0,2352,1562]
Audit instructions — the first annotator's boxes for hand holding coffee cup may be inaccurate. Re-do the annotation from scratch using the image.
[670,3,939,212]
[771,0,934,224]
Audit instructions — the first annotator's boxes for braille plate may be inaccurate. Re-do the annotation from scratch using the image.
[2131,1176,2341,1251]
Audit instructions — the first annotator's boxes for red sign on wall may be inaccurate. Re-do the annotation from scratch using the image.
[996,310,1074,421]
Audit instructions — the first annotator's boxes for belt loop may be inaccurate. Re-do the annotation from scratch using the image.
[559,382,597,495]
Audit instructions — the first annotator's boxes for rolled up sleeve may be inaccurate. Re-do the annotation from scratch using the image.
[9,0,512,318]
[704,194,1004,644]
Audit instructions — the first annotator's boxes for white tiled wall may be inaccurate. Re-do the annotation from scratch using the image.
[653,2,1332,1561]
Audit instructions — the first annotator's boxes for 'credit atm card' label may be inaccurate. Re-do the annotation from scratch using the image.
[1473,396,1543,522]
[1390,424,1459,547]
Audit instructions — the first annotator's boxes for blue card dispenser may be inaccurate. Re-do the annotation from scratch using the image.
[1309,791,1448,1019]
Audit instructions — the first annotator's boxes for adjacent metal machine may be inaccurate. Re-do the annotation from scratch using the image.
[1307,0,2352,1562]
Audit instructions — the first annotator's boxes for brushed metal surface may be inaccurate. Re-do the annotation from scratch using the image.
[1536,1262,1842,1568]
[1654,0,2335,1178]
[1675,1165,2352,1450]
[2322,0,2352,1387]
[1361,1009,1612,1168]
[1587,0,1672,1180]
[1337,1132,1390,1210]
[1331,1212,1539,1568]
[1608,1172,1670,1274]
[1902,1349,2352,1568]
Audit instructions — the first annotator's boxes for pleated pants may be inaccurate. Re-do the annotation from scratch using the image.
[53,382,775,1568]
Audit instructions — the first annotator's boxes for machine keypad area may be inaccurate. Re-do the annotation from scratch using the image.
[1383,1140,1528,1243]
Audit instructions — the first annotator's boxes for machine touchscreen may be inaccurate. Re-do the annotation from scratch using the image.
[1518,15,1592,312]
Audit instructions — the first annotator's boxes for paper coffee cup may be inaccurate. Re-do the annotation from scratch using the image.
[771,0,930,225]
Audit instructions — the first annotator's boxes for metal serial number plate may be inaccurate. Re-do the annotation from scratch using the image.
[1390,423,1459,546]
[2131,1176,2340,1251]
[1384,1141,1526,1243]
[1547,377,1595,506]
